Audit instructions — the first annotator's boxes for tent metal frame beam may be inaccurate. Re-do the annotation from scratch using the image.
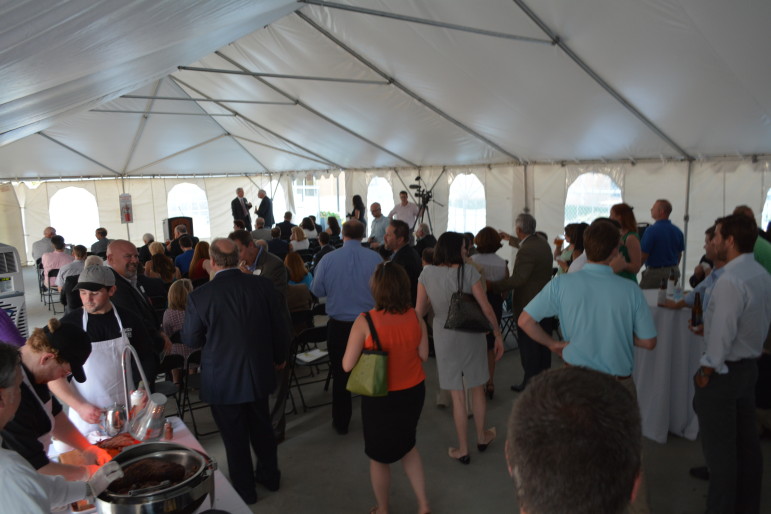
[232,135,332,168]
[300,0,553,46]
[120,95,293,105]
[297,11,523,165]
[512,0,693,161]
[38,132,121,176]
[178,66,389,85]
[214,50,419,168]
[121,80,161,175]
[171,75,343,169]
[91,109,235,116]
[127,134,228,175]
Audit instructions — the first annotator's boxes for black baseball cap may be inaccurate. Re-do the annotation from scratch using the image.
[44,323,91,383]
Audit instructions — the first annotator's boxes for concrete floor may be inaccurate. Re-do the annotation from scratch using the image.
[19,266,771,513]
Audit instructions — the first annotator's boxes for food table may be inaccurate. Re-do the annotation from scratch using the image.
[633,289,703,443]
[60,416,251,513]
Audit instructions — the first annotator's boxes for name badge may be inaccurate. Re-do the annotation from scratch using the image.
[254,269,262,276]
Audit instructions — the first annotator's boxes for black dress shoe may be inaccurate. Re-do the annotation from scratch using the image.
[510,383,526,393]
[333,423,349,435]
[255,469,281,492]
[689,466,709,481]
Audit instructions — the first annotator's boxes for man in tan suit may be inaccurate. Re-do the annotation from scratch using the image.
[489,213,555,392]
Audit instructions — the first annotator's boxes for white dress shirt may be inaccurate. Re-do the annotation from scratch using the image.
[702,253,771,373]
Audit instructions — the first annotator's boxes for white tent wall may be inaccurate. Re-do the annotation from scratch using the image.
[0,184,25,256]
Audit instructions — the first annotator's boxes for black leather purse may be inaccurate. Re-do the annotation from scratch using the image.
[444,264,491,333]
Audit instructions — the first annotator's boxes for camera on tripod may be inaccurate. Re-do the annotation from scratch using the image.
[409,176,432,207]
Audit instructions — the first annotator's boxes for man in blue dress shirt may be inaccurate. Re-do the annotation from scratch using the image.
[310,220,382,434]
[639,199,685,288]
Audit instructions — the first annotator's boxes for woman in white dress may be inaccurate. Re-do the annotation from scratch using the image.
[416,232,503,465]
[289,226,309,251]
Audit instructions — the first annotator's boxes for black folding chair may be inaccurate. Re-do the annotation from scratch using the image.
[288,325,331,413]
[180,350,218,437]
[155,354,185,416]
[44,269,61,314]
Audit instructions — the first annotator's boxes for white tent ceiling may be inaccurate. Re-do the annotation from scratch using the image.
[2,0,771,180]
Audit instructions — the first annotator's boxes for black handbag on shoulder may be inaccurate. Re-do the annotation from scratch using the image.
[444,264,491,333]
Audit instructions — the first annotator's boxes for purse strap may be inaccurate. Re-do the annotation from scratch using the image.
[363,312,384,352]
[456,263,465,294]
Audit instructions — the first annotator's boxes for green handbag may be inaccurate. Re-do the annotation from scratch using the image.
[346,312,389,397]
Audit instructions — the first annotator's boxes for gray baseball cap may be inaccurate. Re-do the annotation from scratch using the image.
[75,265,116,291]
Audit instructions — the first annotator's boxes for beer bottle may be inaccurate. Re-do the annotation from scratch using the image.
[666,268,676,300]
[657,277,667,305]
[691,292,703,326]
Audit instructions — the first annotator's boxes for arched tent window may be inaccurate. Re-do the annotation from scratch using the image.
[292,175,319,220]
[367,177,395,233]
[49,187,99,247]
[762,188,771,233]
[447,173,486,234]
[167,183,211,239]
[564,173,622,226]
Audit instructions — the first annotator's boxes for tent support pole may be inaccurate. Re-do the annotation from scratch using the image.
[122,80,162,174]
[233,135,331,167]
[120,95,293,105]
[170,76,343,169]
[299,0,553,45]
[512,0,693,161]
[178,66,389,85]
[682,159,694,287]
[523,163,530,213]
[297,11,523,165]
[38,133,121,176]
[214,51,419,167]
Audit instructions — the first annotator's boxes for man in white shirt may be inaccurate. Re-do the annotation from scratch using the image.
[31,227,56,262]
[367,202,388,249]
[387,190,420,230]
[693,214,771,514]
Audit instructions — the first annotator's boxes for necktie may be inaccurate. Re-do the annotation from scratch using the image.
[241,198,248,216]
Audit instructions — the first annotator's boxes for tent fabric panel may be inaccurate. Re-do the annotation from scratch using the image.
[537,0,771,157]
[127,137,261,176]
[1,0,300,146]
[0,135,114,179]
[304,4,679,161]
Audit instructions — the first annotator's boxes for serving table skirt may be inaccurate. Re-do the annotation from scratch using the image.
[633,289,703,443]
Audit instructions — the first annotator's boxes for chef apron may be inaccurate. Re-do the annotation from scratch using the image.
[21,369,55,453]
[67,305,134,436]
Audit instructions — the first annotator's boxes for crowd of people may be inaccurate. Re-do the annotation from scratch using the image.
[2,186,770,513]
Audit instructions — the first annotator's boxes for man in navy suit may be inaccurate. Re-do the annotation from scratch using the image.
[182,238,290,504]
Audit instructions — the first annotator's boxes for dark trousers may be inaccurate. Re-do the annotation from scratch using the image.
[516,317,556,385]
[693,359,762,514]
[327,318,355,431]
[270,335,298,440]
[210,398,277,503]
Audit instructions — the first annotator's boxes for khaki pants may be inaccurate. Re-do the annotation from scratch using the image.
[639,266,680,289]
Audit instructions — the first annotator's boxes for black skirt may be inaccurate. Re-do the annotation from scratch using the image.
[361,381,425,464]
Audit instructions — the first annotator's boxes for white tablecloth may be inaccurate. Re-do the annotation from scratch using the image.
[633,290,703,443]
[60,416,251,513]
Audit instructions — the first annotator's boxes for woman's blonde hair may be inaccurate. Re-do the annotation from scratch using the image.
[291,226,307,242]
[149,241,166,255]
[167,279,193,311]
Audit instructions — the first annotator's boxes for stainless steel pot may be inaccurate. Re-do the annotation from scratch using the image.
[95,442,216,514]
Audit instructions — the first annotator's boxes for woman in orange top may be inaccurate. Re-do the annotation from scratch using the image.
[343,261,430,514]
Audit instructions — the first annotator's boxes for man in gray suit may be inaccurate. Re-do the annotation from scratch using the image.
[251,218,273,241]
[489,213,555,392]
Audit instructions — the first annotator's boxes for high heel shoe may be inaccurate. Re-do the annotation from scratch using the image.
[448,447,470,464]
[477,427,496,452]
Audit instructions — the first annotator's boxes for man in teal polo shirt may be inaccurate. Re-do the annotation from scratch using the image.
[518,218,657,514]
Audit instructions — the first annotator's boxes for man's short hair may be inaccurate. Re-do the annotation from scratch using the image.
[656,199,673,216]
[142,233,154,244]
[715,214,758,254]
[515,213,536,235]
[228,229,253,248]
[389,219,410,244]
[51,235,65,250]
[72,245,88,259]
[210,238,240,268]
[583,218,621,262]
[507,367,641,514]
[342,219,365,240]
[417,223,430,236]
[284,211,292,220]
[399,190,408,196]
[271,227,281,238]
[236,187,244,194]
[318,231,330,245]
[233,220,246,230]
[174,224,188,236]
[179,235,193,249]
[258,189,266,195]
[255,217,265,228]
[732,204,756,221]
[95,227,107,238]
